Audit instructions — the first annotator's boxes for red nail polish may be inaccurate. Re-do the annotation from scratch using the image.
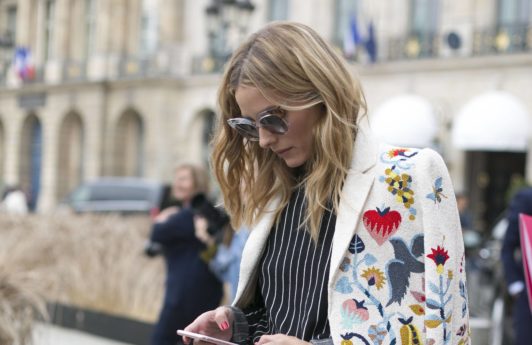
[221,321,229,330]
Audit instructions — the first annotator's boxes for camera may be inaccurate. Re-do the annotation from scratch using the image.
[144,240,163,257]
[190,193,230,237]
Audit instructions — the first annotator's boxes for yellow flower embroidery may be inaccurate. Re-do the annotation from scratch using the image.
[361,267,386,290]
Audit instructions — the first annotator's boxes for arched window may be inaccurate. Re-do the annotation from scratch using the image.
[19,113,42,211]
[57,111,84,201]
[114,110,144,177]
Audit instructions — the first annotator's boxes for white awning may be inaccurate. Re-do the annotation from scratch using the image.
[452,91,530,152]
[369,95,438,148]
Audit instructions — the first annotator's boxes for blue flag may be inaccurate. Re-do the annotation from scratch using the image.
[343,14,362,57]
[365,20,377,63]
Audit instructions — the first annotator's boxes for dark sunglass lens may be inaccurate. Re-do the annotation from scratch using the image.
[235,124,259,139]
[260,115,287,134]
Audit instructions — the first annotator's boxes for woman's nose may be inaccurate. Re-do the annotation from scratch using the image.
[258,127,276,149]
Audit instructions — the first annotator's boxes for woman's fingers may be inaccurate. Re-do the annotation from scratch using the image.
[182,310,216,344]
[181,307,234,344]
[213,306,234,331]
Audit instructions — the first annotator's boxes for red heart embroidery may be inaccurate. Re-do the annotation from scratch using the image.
[363,207,402,245]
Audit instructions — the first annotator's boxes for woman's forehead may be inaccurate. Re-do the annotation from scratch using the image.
[235,86,275,117]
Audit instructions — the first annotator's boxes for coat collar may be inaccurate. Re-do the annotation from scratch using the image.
[328,117,379,292]
[234,196,280,303]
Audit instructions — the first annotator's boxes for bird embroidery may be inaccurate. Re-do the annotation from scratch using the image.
[385,234,424,306]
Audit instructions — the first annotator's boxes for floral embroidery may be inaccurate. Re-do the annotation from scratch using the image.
[331,147,469,345]
[381,167,417,221]
[399,316,423,344]
[361,267,386,290]
[335,235,396,344]
[459,280,468,318]
[341,298,370,328]
[363,206,402,245]
[340,332,371,345]
[425,244,453,344]
[379,147,419,221]
[380,148,419,170]
[427,245,449,274]
[368,324,387,345]
[340,257,351,272]
[385,169,414,207]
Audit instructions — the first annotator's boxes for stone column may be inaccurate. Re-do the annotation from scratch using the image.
[36,100,62,212]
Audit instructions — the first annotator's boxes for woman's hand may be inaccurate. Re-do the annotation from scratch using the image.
[194,216,215,246]
[154,206,179,223]
[182,306,234,344]
[255,334,310,345]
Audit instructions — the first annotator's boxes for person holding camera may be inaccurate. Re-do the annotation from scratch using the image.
[147,163,223,345]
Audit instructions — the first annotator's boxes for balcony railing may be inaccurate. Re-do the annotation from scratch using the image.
[62,60,87,82]
[375,23,532,63]
[191,55,226,74]
[473,23,532,55]
[117,56,153,78]
[387,31,439,61]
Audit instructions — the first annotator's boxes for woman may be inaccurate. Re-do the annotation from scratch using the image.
[150,163,223,345]
[184,22,469,345]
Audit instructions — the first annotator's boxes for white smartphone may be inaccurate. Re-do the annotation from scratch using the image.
[177,330,238,345]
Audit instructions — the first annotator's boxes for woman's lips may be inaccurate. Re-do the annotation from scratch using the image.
[275,148,292,157]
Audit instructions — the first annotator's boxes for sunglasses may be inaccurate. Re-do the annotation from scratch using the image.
[227,106,288,141]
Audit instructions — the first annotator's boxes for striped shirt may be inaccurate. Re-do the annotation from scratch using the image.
[239,186,337,343]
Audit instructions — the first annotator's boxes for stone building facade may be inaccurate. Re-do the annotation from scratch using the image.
[0,0,531,231]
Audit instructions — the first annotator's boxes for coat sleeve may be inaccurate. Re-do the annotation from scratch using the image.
[150,208,196,244]
[417,149,470,344]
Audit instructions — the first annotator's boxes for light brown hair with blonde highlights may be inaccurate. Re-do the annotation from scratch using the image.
[211,22,366,241]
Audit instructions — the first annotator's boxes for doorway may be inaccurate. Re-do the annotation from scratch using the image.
[465,151,526,233]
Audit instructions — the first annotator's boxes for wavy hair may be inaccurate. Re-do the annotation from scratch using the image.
[211,22,366,241]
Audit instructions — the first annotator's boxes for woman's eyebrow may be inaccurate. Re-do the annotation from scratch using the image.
[241,105,277,119]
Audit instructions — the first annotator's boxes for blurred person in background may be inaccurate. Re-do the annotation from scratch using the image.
[501,187,532,345]
[456,193,482,259]
[456,193,473,231]
[147,163,223,345]
[194,219,249,303]
[1,185,29,215]
[183,22,469,345]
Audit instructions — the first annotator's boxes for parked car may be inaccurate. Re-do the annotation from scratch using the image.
[60,177,174,217]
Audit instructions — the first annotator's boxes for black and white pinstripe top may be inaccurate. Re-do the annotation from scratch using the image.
[236,186,337,344]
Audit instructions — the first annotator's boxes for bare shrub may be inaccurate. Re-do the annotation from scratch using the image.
[0,213,165,323]
[0,269,48,345]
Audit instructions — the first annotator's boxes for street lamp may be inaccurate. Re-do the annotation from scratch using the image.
[205,0,255,71]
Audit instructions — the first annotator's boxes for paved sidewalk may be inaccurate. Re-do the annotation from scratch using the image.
[33,323,134,345]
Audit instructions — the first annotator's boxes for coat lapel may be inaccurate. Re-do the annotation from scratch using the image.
[328,119,379,289]
[234,196,280,303]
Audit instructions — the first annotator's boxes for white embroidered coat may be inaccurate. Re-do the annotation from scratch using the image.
[234,121,470,345]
